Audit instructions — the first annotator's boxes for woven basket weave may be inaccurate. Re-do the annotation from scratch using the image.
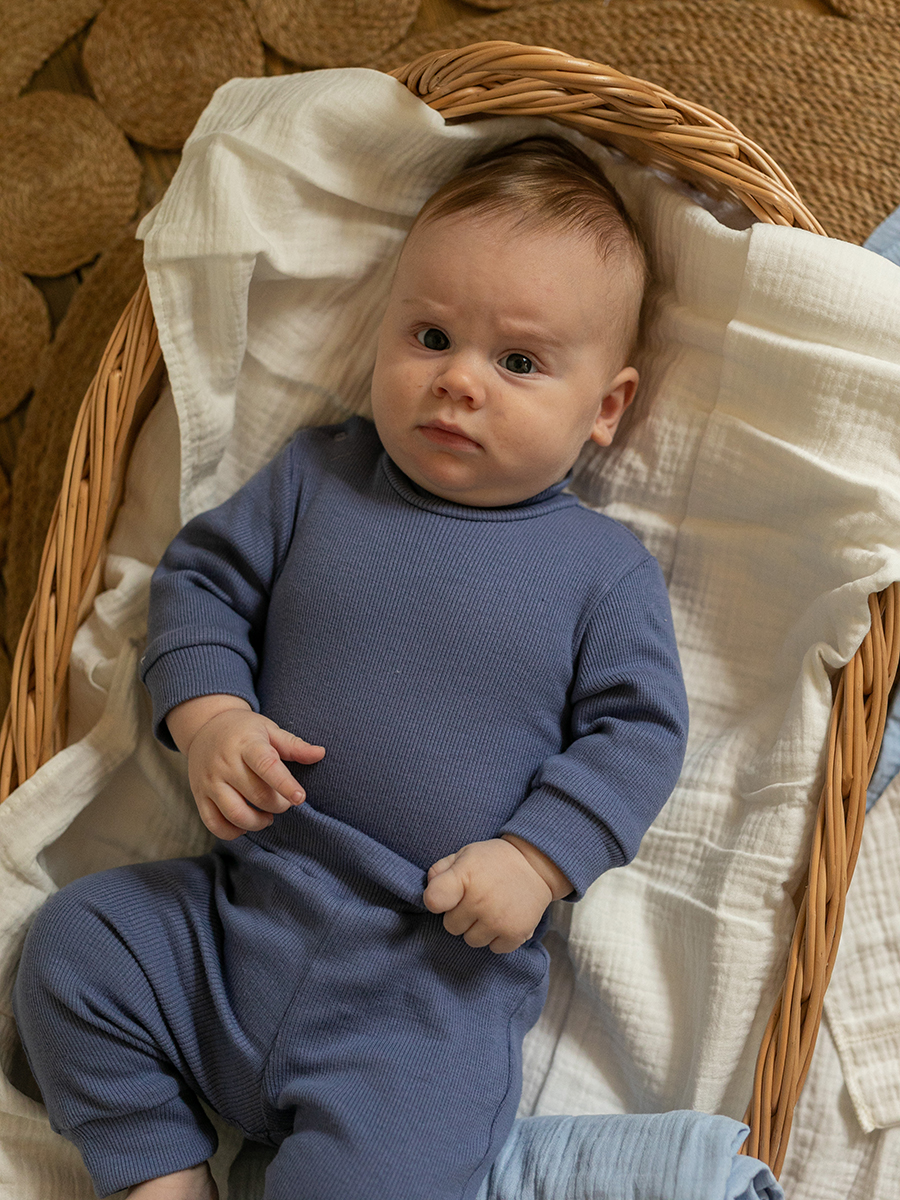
[2,41,897,1180]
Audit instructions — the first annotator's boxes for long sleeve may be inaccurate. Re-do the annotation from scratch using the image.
[140,438,301,749]
[500,558,689,900]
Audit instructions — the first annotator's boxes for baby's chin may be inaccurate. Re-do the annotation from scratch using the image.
[381,429,565,507]
[409,465,553,508]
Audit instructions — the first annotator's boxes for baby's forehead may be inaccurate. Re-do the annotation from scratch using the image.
[409,205,568,244]
[407,207,608,267]
[402,211,640,303]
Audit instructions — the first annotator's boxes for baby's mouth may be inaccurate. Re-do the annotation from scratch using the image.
[418,421,481,450]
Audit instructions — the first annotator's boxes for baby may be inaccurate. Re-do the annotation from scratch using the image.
[14,137,689,1200]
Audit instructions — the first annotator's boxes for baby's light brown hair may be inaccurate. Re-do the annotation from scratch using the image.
[412,136,649,365]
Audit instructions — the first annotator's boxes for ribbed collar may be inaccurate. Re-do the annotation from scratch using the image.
[380,453,576,522]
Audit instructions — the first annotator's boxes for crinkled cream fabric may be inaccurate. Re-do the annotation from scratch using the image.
[2,69,900,1198]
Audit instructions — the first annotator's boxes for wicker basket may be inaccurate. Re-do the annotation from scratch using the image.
[2,41,897,1180]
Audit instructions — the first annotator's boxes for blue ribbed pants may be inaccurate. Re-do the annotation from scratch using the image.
[13,805,549,1199]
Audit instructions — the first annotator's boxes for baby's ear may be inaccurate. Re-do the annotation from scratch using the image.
[590,368,639,447]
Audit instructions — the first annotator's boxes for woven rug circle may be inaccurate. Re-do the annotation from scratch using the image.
[248,0,420,68]
[0,262,50,419]
[0,90,141,276]
[0,0,102,102]
[83,0,265,150]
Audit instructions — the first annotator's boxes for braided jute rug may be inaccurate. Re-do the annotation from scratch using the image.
[247,0,421,68]
[372,0,900,248]
[0,0,101,102]
[0,89,141,276]
[84,0,266,149]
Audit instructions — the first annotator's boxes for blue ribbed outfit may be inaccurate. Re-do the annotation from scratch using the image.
[14,417,689,1199]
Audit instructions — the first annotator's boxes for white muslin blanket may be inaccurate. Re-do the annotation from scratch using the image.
[2,67,900,1199]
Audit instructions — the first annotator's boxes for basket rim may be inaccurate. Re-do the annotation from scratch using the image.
[391,40,826,236]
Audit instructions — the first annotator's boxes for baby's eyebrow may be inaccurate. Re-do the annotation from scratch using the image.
[395,301,568,354]
[399,297,448,311]
[498,324,566,351]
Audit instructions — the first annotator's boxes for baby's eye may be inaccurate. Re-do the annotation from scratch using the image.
[416,328,450,351]
[501,353,536,375]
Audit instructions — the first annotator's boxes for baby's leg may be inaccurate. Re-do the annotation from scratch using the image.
[13,857,261,1197]
[259,904,549,1200]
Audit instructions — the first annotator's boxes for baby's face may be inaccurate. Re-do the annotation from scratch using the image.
[370,211,639,507]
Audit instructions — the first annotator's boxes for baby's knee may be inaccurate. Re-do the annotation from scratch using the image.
[14,873,123,1017]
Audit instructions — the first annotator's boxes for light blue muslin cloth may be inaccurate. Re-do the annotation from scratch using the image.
[864,203,900,268]
[474,1112,782,1200]
[866,699,900,809]
[227,1110,783,1198]
[863,203,900,810]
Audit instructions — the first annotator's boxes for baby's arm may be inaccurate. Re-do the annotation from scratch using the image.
[167,695,325,840]
[423,835,571,955]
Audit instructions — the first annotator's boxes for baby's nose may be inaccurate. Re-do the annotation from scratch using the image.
[433,357,485,407]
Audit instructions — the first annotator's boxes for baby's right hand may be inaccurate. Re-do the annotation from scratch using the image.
[170,698,325,840]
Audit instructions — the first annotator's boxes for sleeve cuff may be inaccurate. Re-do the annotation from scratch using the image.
[140,642,260,750]
[500,785,624,901]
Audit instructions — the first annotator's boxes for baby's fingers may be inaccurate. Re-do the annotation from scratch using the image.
[268,726,326,766]
[462,920,532,954]
[487,931,527,955]
[426,853,458,882]
[196,788,270,840]
[422,863,466,915]
[242,742,306,807]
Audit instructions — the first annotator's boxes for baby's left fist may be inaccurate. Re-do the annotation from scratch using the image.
[423,838,557,954]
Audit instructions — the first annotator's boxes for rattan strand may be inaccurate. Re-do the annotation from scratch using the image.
[4,222,146,655]
[378,4,900,247]
[741,588,900,1173]
[0,42,891,1179]
[391,43,825,233]
[0,279,160,798]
